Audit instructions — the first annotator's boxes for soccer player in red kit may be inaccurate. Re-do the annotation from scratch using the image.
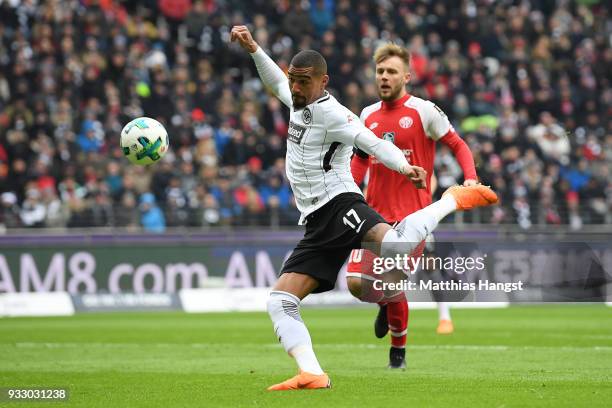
[346,44,478,369]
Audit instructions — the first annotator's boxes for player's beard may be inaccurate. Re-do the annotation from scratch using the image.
[292,94,307,109]
[378,83,404,102]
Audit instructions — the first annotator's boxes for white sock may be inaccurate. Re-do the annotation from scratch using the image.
[422,195,457,223]
[438,302,451,321]
[380,209,439,259]
[267,291,324,375]
[290,345,323,374]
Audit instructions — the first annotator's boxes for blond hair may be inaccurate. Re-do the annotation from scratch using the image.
[373,43,410,68]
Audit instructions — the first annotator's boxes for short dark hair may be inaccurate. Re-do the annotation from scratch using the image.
[290,50,327,76]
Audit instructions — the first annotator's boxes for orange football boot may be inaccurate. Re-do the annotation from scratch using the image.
[436,319,454,335]
[267,371,331,391]
[442,185,498,210]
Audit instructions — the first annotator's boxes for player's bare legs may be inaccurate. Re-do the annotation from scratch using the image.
[266,273,331,390]
[273,272,319,300]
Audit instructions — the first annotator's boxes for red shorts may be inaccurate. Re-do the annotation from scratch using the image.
[346,240,427,279]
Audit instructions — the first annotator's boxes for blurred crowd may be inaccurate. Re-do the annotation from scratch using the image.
[0,0,610,232]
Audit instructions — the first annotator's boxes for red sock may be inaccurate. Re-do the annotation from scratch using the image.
[387,294,408,348]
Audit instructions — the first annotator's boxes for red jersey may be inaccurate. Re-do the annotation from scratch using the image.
[354,93,475,222]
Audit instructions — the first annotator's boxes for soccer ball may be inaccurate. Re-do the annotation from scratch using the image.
[120,117,169,165]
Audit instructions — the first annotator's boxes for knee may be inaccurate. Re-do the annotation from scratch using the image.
[267,290,300,321]
[395,215,430,243]
[381,226,424,259]
[347,277,362,298]
[347,276,384,303]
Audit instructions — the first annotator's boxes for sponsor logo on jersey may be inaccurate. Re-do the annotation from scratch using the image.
[302,107,312,124]
[399,116,413,129]
[382,132,395,144]
[287,121,307,144]
[369,122,378,130]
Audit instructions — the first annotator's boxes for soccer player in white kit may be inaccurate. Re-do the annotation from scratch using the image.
[230,26,498,391]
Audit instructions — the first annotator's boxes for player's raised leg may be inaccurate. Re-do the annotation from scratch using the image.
[364,184,498,267]
[266,272,331,390]
[376,185,497,258]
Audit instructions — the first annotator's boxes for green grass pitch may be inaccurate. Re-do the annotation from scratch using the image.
[1,305,611,407]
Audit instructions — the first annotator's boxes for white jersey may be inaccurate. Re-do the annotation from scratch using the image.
[250,47,409,224]
[286,91,364,224]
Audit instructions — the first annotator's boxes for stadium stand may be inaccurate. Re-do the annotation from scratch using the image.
[0,0,609,231]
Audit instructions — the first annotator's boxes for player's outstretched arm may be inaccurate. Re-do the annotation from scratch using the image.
[354,130,427,189]
[230,25,292,108]
[325,107,426,188]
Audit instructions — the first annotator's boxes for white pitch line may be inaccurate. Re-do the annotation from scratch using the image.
[7,342,612,352]
[310,344,612,352]
[540,333,612,340]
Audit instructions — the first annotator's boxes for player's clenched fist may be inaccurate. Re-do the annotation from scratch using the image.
[230,25,258,53]
[401,165,427,189]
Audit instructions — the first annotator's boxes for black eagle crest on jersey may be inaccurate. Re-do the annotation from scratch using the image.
[302,107,312,124]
